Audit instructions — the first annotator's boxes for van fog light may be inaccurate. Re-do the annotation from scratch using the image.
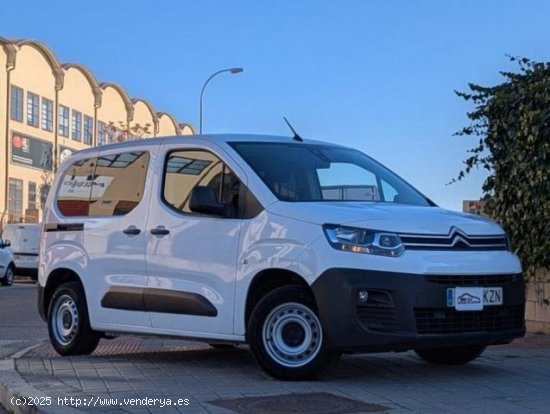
[358,290,369,304]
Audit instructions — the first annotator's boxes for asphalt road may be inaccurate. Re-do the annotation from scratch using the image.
[0,278,46,359]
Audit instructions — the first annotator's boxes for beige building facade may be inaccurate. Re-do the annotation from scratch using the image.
[0,37,195,227]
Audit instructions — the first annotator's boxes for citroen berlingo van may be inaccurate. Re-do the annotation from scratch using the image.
[38,134,525,379]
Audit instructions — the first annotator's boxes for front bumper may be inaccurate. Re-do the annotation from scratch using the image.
[311,268,525,353]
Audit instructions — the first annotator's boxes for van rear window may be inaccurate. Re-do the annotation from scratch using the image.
[56,152,149,217]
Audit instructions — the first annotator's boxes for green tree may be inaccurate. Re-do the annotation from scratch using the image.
[454,56,550,279]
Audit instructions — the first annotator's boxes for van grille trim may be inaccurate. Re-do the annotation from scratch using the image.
[399,227,507,251]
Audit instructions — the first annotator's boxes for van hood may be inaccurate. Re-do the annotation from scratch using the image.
[267,201,504,236]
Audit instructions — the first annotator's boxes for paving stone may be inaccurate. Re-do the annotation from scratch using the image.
[0,334,547,413]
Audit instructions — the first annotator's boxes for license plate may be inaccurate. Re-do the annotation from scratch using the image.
[447,287,503,311]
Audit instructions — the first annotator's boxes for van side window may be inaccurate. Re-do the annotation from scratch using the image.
[56,158,96,216]
[56,152,149,217]
[163,150,241,216]
[90,152,149,216]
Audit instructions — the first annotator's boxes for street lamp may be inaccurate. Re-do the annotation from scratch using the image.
[199,67,244,134]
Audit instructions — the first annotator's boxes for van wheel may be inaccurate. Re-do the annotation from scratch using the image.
[415,345,486,365]
[1,265,14,286]
[248,286,339,380]
[48,282,100,356]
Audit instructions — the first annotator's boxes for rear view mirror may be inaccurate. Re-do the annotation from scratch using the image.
[189,186,228,217]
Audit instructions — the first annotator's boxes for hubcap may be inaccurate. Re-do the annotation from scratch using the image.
[51,295,79,346]
[281,322,306,346]
[262,302,323,368]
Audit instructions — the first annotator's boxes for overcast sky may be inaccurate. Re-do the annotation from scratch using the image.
[3,0,549,210]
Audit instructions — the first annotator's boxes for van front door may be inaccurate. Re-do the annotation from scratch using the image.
[145,146,243,339]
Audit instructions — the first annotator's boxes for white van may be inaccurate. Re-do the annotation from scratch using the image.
[0,236,15,286]
[2,223,40,280]
[38,135,525,379]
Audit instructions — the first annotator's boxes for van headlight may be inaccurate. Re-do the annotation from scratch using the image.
[323,224,405,257]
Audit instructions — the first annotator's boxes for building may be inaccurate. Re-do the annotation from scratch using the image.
[462,199,487,216]
[0,37,195,227]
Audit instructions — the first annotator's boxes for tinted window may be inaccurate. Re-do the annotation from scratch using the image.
[230,142,430,206]
[163,150,243,216]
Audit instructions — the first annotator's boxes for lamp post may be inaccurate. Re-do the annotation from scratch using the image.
[199,67,243,134]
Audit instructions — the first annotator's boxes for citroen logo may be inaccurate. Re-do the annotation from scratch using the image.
[451,235,470,247]
[449,227,471,247]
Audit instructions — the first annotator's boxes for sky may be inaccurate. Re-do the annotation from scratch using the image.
[3,0,549,210]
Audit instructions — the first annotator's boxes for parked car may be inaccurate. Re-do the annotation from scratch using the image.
[1,223,40,280]
[38,134,525,380]
[0,235,15,286]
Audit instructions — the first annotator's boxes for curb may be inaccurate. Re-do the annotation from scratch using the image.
[0,344,80,414]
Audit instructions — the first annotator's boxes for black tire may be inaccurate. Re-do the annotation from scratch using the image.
[48,282,100,356]
[248,285,340,380]
[1,264,15,286]
[415,344,486,365]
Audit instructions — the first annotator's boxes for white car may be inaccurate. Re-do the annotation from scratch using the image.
[38,134,525,380]
[1,223,40,280]
[0,235,15,286]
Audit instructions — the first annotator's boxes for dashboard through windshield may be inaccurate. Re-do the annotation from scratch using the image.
[229,142,431,206]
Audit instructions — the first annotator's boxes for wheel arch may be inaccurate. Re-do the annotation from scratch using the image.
[244,268,315,334]
[43,268,85,318]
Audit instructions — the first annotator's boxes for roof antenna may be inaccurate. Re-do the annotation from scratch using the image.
[283,117,303,142]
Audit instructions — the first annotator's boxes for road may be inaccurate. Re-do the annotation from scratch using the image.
[0,278,46,413]
[0,279,46,359]
[1,278,550,413]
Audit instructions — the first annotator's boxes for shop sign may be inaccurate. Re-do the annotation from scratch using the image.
[11,131,53,171]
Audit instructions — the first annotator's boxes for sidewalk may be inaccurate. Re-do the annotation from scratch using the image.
[1,334,550,414]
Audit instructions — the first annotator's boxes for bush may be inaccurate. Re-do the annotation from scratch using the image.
[454,57,550,279]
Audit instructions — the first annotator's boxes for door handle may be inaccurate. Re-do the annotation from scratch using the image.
[123,226,141,235]
[150,226,170,236]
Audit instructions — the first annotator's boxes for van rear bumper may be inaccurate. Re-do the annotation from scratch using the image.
[15,267,38,278]
[311,268,525,353]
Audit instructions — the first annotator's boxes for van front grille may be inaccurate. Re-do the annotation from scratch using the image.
[400,227,507,251]
[414,305,524,334]
[357,307,399,332]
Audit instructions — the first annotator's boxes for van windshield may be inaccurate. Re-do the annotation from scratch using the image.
[229,142,431,206]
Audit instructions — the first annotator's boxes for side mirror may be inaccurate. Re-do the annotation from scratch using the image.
[189,186,228,217]
[1,240,10,248]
